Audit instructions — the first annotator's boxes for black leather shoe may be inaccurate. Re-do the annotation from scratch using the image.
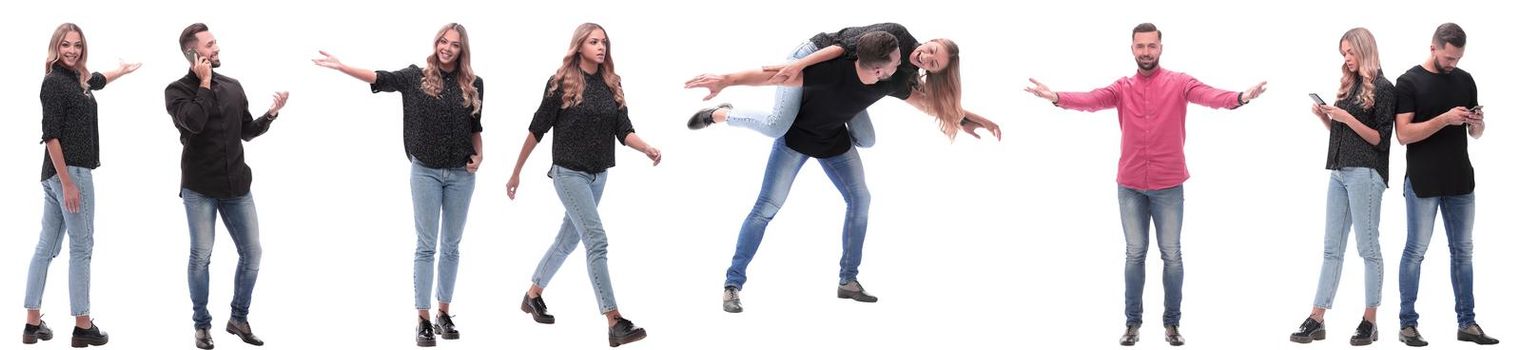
[722,286,743,313]
[194,328,215,350]
[415,317,436,347]
[1290,317,1326,343]
[521,294,556,324]
[1164,325,1185,346]
[687,103,731,130]
[608,317,647,347]
[22,320,53,344]
[71,322,109,347]
[1458,324,1500,345]
[1400,326,1428,347]
[433,313,459,340]
[225,318,263,346]
[1120,324,1140,346]
[1351,319,1378,346]
[836,280,878,303]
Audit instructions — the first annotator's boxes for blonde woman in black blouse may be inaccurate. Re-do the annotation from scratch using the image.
[1288,27,1394,346]
[23,22,138,348]
[506,23,657,347]
[312,23,483,347]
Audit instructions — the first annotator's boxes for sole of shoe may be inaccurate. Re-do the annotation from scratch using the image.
[723,305,742,313]
[1351,334,1377,346]
[610,328,648,347]
[1291,329,1326,343]
[71,336,108,348]
[433,325,460,340]
[1400,337,1428,347]
[1456,333,1499,345]
[416,339,436,347]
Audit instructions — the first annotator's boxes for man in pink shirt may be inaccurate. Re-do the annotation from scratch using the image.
[1024,23,1267,347]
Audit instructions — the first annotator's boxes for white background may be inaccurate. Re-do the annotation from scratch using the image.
[2,0,1517,349]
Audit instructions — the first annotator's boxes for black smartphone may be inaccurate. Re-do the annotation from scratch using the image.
[1309,93,1326,105]
[184,48,198,63]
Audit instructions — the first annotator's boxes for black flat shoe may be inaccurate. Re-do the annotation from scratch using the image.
[608,317,647,347]
[1120,324,1140,346]
[225,318,263,346]
[1351,319,1377,346]
[194,328,214,350]
[521,294,556,324]
[1400,326,1428,347]
[415,317,435,347]
[1458,324,1500,345]
[1291,317,1326,343]
[687,103,731,130]
[71,323,109,347]
[1165,325,1185,346]
[22,320,53,344]
[433,313,459,340]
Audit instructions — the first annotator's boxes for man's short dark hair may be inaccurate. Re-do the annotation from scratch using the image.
[855,31,899,68]
[1432,22,1466,49]
[180,23,209,51]
[1133,22,1161,41]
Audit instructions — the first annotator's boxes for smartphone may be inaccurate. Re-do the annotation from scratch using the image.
[1471,105,1483,112]
[1309,93,1327,105]
[183,48,198,63]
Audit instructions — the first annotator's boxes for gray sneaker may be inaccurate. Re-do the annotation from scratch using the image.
[722,286,743,313]
[837,280,878,303]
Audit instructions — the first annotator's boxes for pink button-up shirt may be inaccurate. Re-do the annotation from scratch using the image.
[1056,68,1243,190]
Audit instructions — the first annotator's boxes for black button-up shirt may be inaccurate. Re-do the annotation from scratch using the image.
[164,70,276,199]
[1325,73,1395,185]
[39,63,108,181]
[528,69,635,174]
[371,65,484,169]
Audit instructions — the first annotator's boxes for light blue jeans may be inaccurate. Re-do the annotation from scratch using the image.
[726,41,875,147]
[531,165,619,313]
[1398,178,1478,328]
[183,188,261,330]
[1312,167,1385,309]
[24,166,95,317]
[411,158,476,310]
[726,139,870,289]
[1118,184,1184,327]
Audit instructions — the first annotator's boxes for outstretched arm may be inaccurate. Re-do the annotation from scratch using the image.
[312,50,378,84]
[685,68,802,101]
[1026,78,1120,112]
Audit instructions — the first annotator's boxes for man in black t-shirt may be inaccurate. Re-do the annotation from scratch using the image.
[1391,23,1499,347]
[687,32,941,313]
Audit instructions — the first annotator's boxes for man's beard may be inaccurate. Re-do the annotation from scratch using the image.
[1136,57,1157,71]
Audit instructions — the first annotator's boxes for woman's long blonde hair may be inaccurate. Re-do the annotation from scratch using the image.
[1337,27,1380,109]
[916,38,964,140]
[44,23,91,92]
[421,23,482,116]
[549,23,625,109]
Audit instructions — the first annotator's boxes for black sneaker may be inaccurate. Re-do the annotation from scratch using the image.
[194,328,214,350]
[521,293,556,324]
[225,318,263,346]
[71,322,109,348]
[1164,325,1185,346]
[687,103,731,130]
[722,286,743,313]
[22,320,53,344]
[433,313,459,340]
[1458,324,1500,345]
[608,317,647,347]
[836,280,878,303]
[1120,324,1140,346]
[1290,317,1326,343]
[415,317,436,347]
[1400,326,1428,347]
[1351,319,1377,346]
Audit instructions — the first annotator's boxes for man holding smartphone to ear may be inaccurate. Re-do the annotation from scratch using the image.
[1391,22,1499,347]
[163,22,289,350]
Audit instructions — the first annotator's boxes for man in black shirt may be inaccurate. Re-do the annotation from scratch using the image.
[1391,23,1498,347]
[163,23,288,350]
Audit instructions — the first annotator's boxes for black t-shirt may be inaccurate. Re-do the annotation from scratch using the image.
[784,57,909,158]
[810,22,919,100]
[1395,65,1478,197]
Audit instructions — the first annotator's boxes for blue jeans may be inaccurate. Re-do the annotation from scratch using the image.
[183,188,261,330]
[411,158,476,310]
[1313,167,1385,309]
[24,167,95,317]
[1118,184,1184,326]
[1398,178,1477,328]
[726,41,875,147]
[725,139,870,289]
[530,166,619,313]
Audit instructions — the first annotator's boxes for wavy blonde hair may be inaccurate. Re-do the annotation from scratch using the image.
[1337,27,1380,109]
[916,38,964,139]
[549,23,625,109]
[421,23,482,116]
[44,23,90,92]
